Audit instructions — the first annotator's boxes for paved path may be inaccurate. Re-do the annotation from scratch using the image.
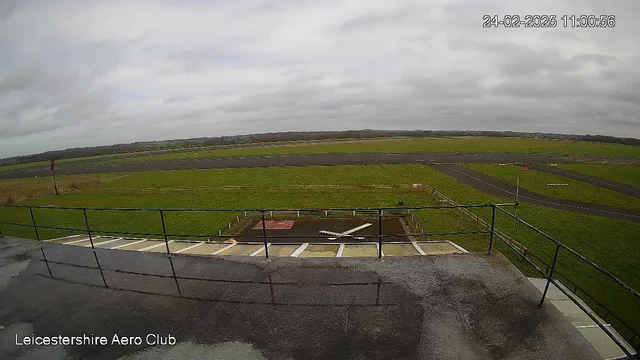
[429,164,640,223]
[0,152,632,179]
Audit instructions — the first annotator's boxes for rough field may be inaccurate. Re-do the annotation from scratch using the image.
[3,136,640,178]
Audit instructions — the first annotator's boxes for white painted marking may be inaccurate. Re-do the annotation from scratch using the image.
[249,244,270,256]
[139,240,174,252]
[90,238,123,247]
[336,243,345,257]
[175,242,204,254]
[319,223,372,240]
[110,239,147,249]
[291,243,309,257]
[63,237,91,245]
[212,242,237,255]
[447,241,469,254]
[412,241,426,256]
[44,234,83,243]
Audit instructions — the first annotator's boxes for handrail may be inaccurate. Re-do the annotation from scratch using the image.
[496,205,640,302]
[0,203,516,212]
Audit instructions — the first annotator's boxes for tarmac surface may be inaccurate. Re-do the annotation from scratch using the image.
[430,164,640,223]
[3,151,638,179]
[0,236,601,360]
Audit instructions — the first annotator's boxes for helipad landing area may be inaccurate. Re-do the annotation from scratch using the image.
[45,217,468,258]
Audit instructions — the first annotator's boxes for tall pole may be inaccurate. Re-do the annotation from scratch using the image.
[50,160,59,195]
[513,175,519,231]
[377,209,383,259]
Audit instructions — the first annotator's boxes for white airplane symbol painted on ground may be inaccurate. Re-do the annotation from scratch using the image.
[319,223,372,240]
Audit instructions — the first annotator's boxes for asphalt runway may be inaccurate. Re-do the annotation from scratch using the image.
[429,164,640,223]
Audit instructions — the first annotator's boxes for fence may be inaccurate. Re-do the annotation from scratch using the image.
[0,202,638,358]
[80,184,428,195]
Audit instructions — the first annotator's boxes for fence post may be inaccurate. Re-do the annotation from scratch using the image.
[538,244,561,307]
[160,210,171,255]
[83,209,108,288]
[488,205,496,254]
[261,211,269,259]
[378,209,383,259]
[28,207,40,241]
[29,207,53,278]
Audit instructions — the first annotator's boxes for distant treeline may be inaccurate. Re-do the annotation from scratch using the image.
[2,130,639,166]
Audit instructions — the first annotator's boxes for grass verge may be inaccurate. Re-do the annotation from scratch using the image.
[462,163,640,210]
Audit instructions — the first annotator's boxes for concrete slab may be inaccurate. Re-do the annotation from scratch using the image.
[528,277,635,359]
[179,242,230,255]
[528,277,570,300]
[146,241,196,253]
[418,242,464,255]
[65,236,107,247]
[341,244,378,257]
[550,299,597,327]
[300,244,339,257]
[117,239,157,251]
[263,244,299,257]
[217,244,263,256]
[578,326,635,360]
[0,236,602,360]
[98,238,139,249]
[382,243,419,256]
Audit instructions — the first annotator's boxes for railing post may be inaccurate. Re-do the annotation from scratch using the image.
[29,207,53,278]
[488,205,496,254]
[538,244,561,307]
[160,210,171,255]
[83,209,108,288]
[378,209,383,259]
[261,211,269,259]
[29,207,40,241]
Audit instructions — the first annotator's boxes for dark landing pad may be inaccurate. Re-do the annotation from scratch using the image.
[236,217,407,243]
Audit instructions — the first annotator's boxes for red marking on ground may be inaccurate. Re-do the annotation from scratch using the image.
[253,220,296,230]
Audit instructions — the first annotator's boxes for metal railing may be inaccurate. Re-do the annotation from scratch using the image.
[495,205,639,359]
[1,202,637,357]
[0,203,507,260]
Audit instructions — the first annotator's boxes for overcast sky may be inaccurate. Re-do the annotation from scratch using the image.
[1,0,639,158]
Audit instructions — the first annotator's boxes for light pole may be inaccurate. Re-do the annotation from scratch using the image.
[50,160,59,195]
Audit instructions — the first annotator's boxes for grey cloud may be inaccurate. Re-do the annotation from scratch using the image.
[1,0,639,158]
[163,95,195,104]
[0,0,17,21]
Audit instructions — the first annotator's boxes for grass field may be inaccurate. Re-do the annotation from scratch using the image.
[558,164,640,188]
[72,136,640,166]
[462,163,640,210]
[1,164,639,342]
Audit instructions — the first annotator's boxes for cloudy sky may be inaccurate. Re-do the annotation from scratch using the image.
[1,0,639,158]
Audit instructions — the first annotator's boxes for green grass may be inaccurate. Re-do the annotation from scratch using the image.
[97,165,451,188]
[92,137,640,165]
[558,164,640,188]
[1,164,639,342]
[462,163,640,210]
